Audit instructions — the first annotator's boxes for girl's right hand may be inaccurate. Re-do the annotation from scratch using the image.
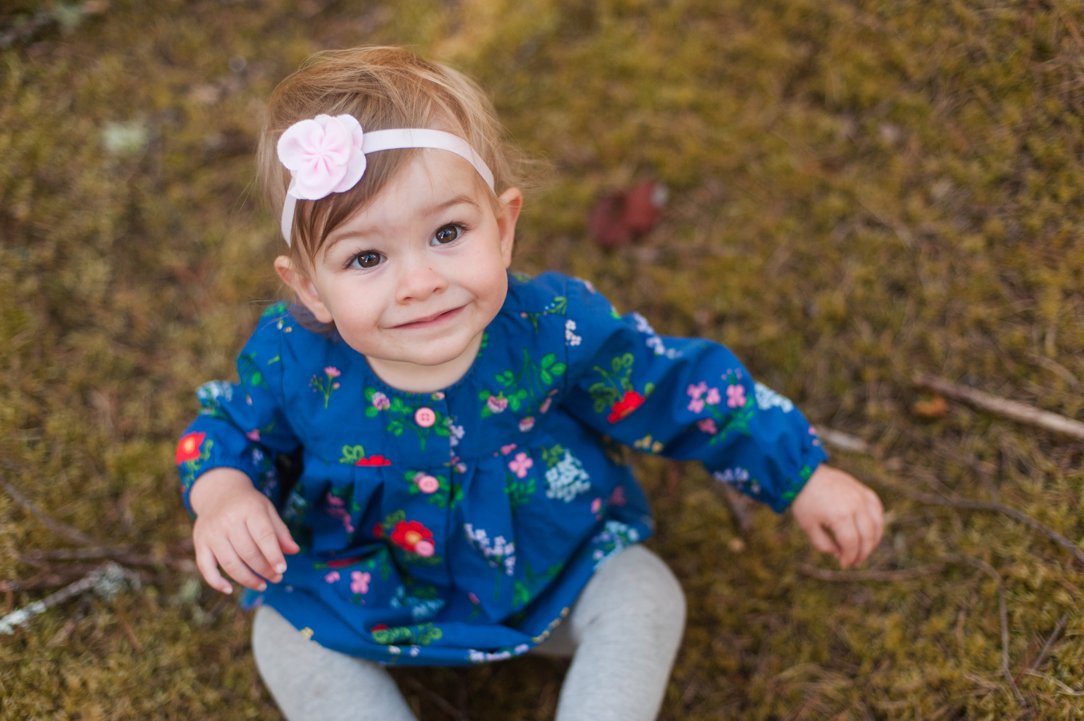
[189,468,300,594]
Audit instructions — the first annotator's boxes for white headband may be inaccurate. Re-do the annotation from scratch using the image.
[277,114,496,245]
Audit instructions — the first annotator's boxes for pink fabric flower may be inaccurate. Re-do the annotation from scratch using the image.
[277,114,366,200]
[350,571,370,594]
[487,395,508,413]
[414,540,435,558]
[324,366,341,378]
[705,387,721,405]
[415,474,440,494]
[698,418,718,434]
[324,571,340,583]
[371,392,390,410]
[726,384,746,408]
[687,397,705,413]
[686,381,707,399]
[518,416,535,432]
[508,452,533,478]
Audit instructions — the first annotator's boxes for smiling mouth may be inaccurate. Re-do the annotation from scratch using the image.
[394,306,463,328]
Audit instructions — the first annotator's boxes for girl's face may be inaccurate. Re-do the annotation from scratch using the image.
[278,150,522,393]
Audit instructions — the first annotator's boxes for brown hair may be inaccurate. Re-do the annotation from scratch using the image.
[257,46,526,265]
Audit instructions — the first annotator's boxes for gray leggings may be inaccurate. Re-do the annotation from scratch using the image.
[252,545,686,721]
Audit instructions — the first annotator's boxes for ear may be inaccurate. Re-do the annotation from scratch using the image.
[274,255,334,324]
[495,187,523,268]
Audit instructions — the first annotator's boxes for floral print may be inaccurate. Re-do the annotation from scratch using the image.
[177,271,826,666]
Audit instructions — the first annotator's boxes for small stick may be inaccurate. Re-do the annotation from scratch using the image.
[0,562,134,635]
[1022,613,1069,678]
[913,375,1084,441]
[797,562,947,583]
[816,427,871,455]
[0,477,101,547]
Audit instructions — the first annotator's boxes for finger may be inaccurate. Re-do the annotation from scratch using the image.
[194,543,233,595]
[831,517,862,569]
[803,522,842,559]
[270,510,301,557]
[215,542,268,592]
[228,526,278,583]
[866,490,886,542]
[853,511,881,566]
[246,515,288,579]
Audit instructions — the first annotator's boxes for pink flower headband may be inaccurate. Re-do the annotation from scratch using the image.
[277,114,496,245]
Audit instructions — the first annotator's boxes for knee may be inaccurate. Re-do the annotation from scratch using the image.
[589,546,687,637]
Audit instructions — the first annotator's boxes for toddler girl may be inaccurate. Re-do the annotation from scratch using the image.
[177,46,884,721]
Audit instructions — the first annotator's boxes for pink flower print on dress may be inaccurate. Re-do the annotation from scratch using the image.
[500,443,517,455]
[539,397,553,414]
[687,381,707,399]
[371,391,391,411]
[726,384,746,408]
[508,452,534,478]
[350,571,371,594]
[487,395,509,414]
[415,474,440,494]
[519,416,535,432]
[705,387,721,406]
[246,429,261,442]
[687,397,705,413]
[414,541,435,557]
[277,114,366,200]
[324,571,340,584]
[698,418,718,434]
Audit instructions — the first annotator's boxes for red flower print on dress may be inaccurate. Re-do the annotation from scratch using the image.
[175,432,206,464]
[390,520,435,557]
[355,454,392,467]
[607,390,645,423]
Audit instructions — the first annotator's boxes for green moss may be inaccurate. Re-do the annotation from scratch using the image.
[3,0,1083,718]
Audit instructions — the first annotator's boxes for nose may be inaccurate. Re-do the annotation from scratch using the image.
[395,256,448,304]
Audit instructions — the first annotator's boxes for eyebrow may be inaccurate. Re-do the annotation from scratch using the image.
[323,194,481,253]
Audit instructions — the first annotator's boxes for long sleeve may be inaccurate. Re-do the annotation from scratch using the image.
[175,303,302,515]
[559,277,827,512]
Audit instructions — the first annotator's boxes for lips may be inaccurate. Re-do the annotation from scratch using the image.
[393,306,463,328]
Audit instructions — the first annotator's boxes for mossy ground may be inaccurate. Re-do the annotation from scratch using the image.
[2,1,1082,719]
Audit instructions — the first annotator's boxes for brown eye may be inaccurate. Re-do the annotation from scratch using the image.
[431,224,463,245]
[349,251,383,269]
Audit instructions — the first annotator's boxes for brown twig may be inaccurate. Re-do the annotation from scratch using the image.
[797,562,947,583]
[913,374,1084,441]
[816,427,1084,568]
[802,552,1026,707]
[885,483,1084,568]
[1022,613,1069,680]
[0,476,102,547]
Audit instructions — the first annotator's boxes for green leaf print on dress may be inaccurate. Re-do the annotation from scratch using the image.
[479,350,566,418]
[364,388,450,450]
[586,352,655,423]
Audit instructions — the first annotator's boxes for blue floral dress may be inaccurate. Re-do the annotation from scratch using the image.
[176,271,827,665]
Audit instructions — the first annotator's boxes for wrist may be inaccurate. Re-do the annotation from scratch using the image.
[189,467,256,516]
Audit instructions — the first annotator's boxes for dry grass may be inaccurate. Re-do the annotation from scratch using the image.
[2,1,1082,719]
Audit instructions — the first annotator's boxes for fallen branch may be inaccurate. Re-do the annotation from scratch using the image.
[801,554,1025,707]
[887,483,1084,568]
[1022,613,1069,680]
[0,562,139,635]
[816,427,1084,568]
[0,477,101,547]
[914,374,1084,441]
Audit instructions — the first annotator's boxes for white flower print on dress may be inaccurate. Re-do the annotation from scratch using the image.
[463,523,516,575]
[754,382,794,413]
[632,313,681,359]
[565,319,582,347]
[544,451,592,502]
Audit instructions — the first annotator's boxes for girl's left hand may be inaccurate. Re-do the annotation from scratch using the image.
[789,464,885,568]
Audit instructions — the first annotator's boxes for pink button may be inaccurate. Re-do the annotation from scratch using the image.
[414,407,436,428]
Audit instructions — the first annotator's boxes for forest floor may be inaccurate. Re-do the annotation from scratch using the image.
[1,1,1082,719]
